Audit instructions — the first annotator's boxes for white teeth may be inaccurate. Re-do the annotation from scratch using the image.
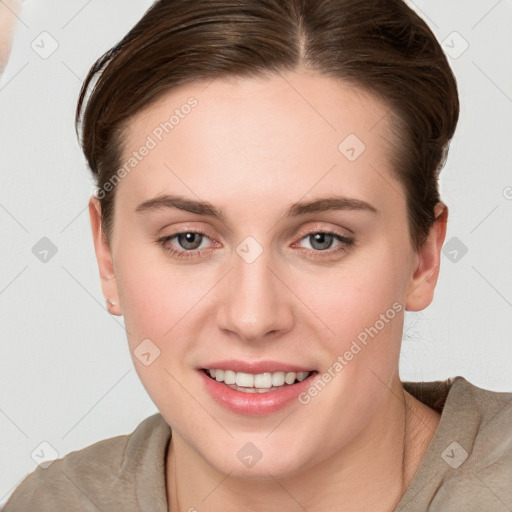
[235,372,254,387]
[224,370,236,385]
[254,372,272,388]
[271,372,285,386]
[296,371,309,382]
[206,368,312,389]
[284,372,296,385]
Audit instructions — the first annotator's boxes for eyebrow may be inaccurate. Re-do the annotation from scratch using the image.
[135,194,378,220]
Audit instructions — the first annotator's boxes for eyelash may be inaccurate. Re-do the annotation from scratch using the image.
[156,228,354,260]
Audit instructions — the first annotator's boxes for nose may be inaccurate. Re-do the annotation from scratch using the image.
[216,246,295,343]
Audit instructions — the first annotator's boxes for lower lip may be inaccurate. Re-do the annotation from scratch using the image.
[198,370,317,415]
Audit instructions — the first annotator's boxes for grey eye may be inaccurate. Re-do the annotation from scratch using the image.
[176,232,204,250]
[307,233,336,251]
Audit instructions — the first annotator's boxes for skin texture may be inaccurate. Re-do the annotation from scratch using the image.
[0,0,22,75]
[89,69,447,511]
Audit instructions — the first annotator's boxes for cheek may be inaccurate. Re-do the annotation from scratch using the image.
[300,245,408,348]
[116,243,225,380]
[114,246,218,353]
[113,252,207,409]
[115,230,410,369]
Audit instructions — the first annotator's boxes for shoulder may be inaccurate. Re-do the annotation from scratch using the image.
[430,377,512,510]
[447,376,512,459]
[404,375,512,428]
[3,413,171,512]
[397,376,512,511]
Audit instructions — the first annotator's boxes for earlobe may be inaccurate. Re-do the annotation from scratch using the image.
[88,196,122,315]
[405,203,448,312]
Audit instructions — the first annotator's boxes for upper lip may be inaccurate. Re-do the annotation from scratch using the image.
[200,360,314,374]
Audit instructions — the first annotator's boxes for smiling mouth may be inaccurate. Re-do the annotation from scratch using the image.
[202,368,316,393]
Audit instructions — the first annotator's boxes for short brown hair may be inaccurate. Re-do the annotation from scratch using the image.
[76,0,459,248]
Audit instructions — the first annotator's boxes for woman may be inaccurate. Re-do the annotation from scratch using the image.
[4,0,511,510]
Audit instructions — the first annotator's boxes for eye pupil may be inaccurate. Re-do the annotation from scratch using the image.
[178,232,202,250]
[310,233,333,251]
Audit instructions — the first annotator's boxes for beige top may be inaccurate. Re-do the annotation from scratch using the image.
[3,376,511,511]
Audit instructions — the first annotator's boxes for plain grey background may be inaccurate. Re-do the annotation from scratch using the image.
[1,0,511,504]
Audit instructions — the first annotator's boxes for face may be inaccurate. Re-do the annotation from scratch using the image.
[0,0,23,74]
[90,69,443,479]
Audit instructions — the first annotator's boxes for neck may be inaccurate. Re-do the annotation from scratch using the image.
[166,378,441,512]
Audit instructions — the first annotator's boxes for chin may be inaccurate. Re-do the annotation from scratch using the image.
[198,436,319,481]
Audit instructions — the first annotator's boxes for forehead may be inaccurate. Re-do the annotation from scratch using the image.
[117,70,401,216]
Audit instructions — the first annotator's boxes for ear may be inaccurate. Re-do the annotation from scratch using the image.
[405,202,448,311]
[89,196,121,315]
